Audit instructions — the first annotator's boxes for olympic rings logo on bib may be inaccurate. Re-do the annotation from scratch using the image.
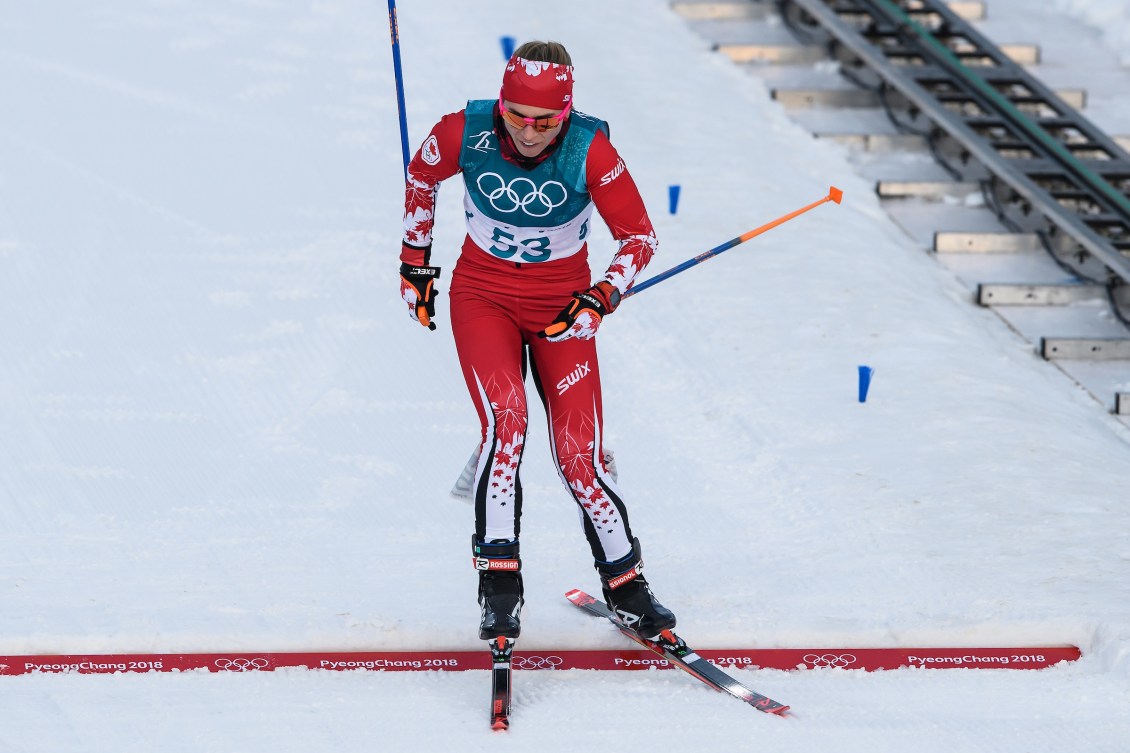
[476,173,568,217]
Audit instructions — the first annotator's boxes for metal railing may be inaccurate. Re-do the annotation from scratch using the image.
[777,0,1130,324]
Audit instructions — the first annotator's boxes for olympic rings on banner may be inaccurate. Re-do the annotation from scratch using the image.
[512,655,565,670]
[214,657,270,672]
[802,653,857,669]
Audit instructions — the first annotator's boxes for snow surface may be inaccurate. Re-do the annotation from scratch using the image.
[1,1,1129,750]
[1050,0,1130,66]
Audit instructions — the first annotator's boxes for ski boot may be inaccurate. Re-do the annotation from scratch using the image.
[472,536,524,640]
[597,538,676,640]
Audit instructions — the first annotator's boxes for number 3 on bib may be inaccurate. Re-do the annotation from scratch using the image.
[489,227,553,263]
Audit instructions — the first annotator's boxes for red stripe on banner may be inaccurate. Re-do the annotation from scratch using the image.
[0,646,1079,676]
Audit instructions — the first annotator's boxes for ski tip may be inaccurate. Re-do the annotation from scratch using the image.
[768,705,790,717]
[565,589,596,606]
[491,717,510,731]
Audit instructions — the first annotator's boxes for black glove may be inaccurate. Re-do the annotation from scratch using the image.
[399,262,441,331]
[539,281,621,342]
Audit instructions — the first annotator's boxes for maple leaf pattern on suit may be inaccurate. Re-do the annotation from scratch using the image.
[399,276,419,310]
[554,408,620,535]
[603,233,657,294]
[551,309,601,342]
[403,167,439,246]
[481,371,528,509]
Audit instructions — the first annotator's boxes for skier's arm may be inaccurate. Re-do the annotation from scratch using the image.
[399,111,464,329]
[401,111,465,265]
[538,132,658,342]
[585,130,658,296]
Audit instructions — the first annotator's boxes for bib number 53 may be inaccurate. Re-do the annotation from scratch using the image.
[489,228,552,262]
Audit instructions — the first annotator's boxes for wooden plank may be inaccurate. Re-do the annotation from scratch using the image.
[947,1,985,20]
[668,0,980,21]
[817,133,929,151]
[1000,44,1041,65]
[934,232,1042,253]
[876,180,980,200]
[977,283,1105,306]
[673,0,985,22]
[670,1,769,20]
[774,88,1083,112]
[1041,338,1130,360]
[771,88,880,108]
[1055,89,1087,110]
[716,43,826,64]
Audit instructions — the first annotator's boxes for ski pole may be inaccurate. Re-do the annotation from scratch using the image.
[623,186,843,299]
[387,0,411,179]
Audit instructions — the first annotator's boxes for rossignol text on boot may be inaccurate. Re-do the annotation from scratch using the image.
[473,536,524,640]
[596,538,675,640]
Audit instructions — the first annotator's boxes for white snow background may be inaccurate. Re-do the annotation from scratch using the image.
[2,1,1129,750]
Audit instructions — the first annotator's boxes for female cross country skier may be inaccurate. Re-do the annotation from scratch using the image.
[398,40,676,642]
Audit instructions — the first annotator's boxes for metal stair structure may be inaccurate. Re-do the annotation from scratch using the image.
[672,0,1130,417]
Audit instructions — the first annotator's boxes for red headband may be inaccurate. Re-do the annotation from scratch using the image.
[500,55,574,111]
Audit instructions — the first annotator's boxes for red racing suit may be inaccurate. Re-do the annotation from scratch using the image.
[400,102,657,564]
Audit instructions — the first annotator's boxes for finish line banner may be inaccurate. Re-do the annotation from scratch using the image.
[0,646,1080,676]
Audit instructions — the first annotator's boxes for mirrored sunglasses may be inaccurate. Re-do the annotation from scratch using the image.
[498,95,572,133]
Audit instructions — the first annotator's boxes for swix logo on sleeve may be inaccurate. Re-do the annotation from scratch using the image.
[556,361,591,395]
[599,158,626,186]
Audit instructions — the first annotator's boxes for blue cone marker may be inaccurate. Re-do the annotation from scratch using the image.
[501,36,516,60]
[858,365,874,403]
[668,184,681,215]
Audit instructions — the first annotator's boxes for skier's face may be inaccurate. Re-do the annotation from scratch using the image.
[500,100,565,157]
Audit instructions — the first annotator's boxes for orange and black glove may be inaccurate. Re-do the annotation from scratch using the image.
[399,262,441,331]
[539,281,621,342]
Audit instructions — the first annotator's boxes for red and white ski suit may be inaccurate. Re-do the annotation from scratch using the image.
[401,108,657,563]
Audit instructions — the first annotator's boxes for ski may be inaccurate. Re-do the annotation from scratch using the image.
[488,636,514,730]
[565,589,789,716]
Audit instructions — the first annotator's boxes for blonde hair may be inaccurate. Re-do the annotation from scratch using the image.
[513,40,572,66]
